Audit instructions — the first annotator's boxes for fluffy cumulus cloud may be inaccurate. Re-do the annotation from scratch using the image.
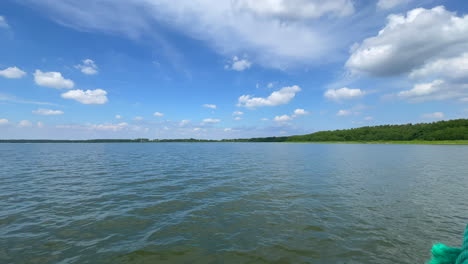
[20,0,356,69]
[233,111,244,116]
[238,85,301,108]
[61,89,108,104]
[134,116,144,121]
[324,87,364,101]
[293,109,308,116]
[422,112,445,119]
[75,59,98,75]
[34,70,74,89]
[203,104,217,109]
[0,118,9,125]
[274,114,292,122]
[0,16,9,28]
[153,112,164,117]
[274,108,308,122]
[32,108,64,115]
[225,56,252,71]
[0,67,27,79]
[115,115,122,119]
[409,53,468,81]
[347,6,468,77]
[377,0,412,10]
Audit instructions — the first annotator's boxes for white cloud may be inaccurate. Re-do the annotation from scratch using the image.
[234,0,354,19]
[153,112,164,117]
[422,112,444,119]
[0,67,27,79]
[409,53,468,80]
[398,80,444,98]
[18,120,32,128]
[37,122,45,128]
[93,122,128,131]
[34,70,74,89]
[224,128,233,132]
[22,0,355,69]
[347,6,468,77]
[274,114,292,122]
[0,94,57,106]
[55,122,133,132]
[377,0,412,10]
[234,116,242,120]
[237,85,301,108]
[193,127,202,131]
[397,80,468,102]
[275,108,309,122]
[202,118,221,124]
[225,56,252,71]
[61,89,108,104]
[203,104,217,109]
[267,82,274,89]
[32,108,64,115]
[337,109,352,116]
[324,87,364,101]
[364,116,373,121]
[233,111,244,116]
[134,116,144,121]
[115,115,122,119]
[75,59,98,75]
[0,118,9,125]
[293,109,309,116]
[0,16,9,28]
[179,120,191,127]
[261,118,269,121]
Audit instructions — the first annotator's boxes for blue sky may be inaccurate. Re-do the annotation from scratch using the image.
[1,0,468,139]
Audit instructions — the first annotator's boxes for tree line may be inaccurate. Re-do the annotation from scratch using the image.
[1,119,467,143]
[225,119,468,142]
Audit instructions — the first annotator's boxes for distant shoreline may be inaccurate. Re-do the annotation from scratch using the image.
[1,140,468,145]
[2,119,467,144]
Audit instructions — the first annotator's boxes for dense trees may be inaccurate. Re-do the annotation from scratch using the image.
[282,119,468,142]
[224,119,468,142]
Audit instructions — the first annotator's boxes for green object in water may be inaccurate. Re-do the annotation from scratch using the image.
[428,225,468,264]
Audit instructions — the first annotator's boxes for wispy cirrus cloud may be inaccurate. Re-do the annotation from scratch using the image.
[20,0,358,69]
[0,16,9,28]
[32,108,64,115]
[0,93,58,106]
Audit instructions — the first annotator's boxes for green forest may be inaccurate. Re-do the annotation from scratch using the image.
[226,119,468,142]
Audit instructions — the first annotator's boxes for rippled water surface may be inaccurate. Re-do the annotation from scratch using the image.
[1,143,467,264]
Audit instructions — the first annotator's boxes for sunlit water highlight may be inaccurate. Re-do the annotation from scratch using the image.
[1,143,467,263]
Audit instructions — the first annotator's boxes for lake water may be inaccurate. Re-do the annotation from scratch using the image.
[1,143,467,264]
